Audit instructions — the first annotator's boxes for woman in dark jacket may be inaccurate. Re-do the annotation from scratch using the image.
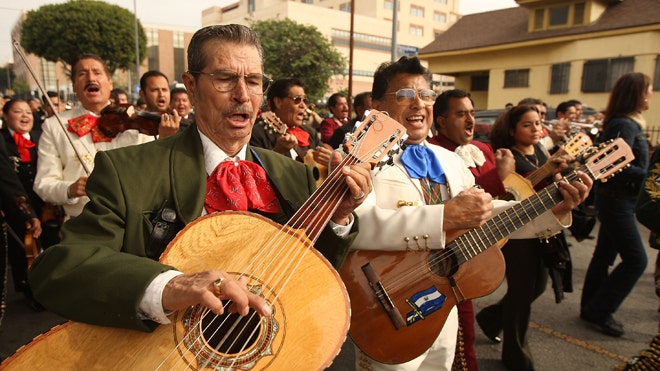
[581,72,653,337]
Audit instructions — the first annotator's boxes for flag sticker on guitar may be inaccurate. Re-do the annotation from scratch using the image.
[405,286,446,325]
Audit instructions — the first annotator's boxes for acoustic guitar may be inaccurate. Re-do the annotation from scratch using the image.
[501,132,592,201]
[261,111,328,187]
[2,110,407,370]
[339,138,633,364]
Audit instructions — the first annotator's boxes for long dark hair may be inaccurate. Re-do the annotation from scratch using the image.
[489,104,539,151]
[603,72,651,127]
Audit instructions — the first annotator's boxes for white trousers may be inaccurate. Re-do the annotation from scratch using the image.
[355,306,458,371]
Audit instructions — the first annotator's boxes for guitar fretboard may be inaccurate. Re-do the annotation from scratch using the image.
[447,168,584,265]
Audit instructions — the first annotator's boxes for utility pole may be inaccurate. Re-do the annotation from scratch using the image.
[391,0,398,62]
[133,0,140,98]
[5,63,11,94]
[348,0,355,113]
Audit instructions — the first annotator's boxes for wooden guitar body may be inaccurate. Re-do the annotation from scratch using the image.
[2,212,350,370]
[3,110,410,370]
[340,242,504,364]
[340,138,634,364]
[501,172,536,201]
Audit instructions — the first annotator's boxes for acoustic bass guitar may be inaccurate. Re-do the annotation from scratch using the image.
[2,110,407,370]
[339,138,633,364]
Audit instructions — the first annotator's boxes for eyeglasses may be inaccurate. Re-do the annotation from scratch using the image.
[386,88,437,106]
[188,70,272,95]
[539,111,547,116]
[287,95,309,105]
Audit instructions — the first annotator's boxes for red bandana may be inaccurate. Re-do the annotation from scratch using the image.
[13,132,35,162]
[68,114,112,143]
[287,126,310,147]
[205,160,280,214]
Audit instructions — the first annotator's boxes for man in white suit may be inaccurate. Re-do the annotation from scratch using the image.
[34,54,171,219]
[350,56,593,371]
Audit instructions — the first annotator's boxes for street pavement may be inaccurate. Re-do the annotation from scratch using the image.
[1,220,657,370]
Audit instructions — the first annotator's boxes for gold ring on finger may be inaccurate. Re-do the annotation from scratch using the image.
[213,277,224,296]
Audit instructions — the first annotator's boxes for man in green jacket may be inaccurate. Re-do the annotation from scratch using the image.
[28,24,372,332]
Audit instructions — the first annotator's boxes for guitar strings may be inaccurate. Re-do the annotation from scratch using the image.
[378,170,581,296]
[190,140,372,369]
[160,160,352,370]
[160,124,385,369]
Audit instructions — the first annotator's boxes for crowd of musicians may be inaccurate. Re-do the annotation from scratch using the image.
[0,23,658,371]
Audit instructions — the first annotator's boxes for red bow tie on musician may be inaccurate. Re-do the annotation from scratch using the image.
[67,113,113,143]
[13,132,36,162]
[205,159,280,214]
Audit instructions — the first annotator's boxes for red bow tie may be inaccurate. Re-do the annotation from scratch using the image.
[13,132,35,162]
[287,126,310,147]
[68,114,112,143]
[205,160,280,214]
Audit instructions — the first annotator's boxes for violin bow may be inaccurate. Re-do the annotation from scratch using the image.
[12,40,92,175]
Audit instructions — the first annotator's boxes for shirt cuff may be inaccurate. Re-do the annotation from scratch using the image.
[329,213,354,238]
[138,270,184,324]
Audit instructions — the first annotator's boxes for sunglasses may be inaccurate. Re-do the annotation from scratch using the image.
[287,95,309,105]
[386,88,436,106]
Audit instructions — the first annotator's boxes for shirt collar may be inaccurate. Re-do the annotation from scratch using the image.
[8,128,30,140]
[198,128,247,176]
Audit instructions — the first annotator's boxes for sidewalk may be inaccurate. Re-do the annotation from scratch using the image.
[472,220,657,370]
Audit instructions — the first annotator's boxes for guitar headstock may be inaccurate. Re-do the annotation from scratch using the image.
[260,111,288,135]
[343,110,408,170]
[563,132,593,157]
[582,138,634,182]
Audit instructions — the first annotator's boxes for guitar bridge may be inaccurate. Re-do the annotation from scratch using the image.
[361,263,406,330]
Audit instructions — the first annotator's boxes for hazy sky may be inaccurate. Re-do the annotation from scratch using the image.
[1,0,518,64]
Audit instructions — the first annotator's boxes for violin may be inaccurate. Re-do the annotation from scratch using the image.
[16,196,40,269]
[97,104,162,137]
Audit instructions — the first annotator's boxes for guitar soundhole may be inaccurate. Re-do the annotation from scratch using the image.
[428,249,458,277]
[312,166,320,181]
[201,302,261,354]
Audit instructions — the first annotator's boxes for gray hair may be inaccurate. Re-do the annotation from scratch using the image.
[187,24,263,74]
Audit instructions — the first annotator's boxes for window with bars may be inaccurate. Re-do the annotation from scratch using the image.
[550,62,571,94]
[533,8,544,30]
[582,57,635,92]
[574,2,585,25]
[471,75,489,91]
[504,69,530,88]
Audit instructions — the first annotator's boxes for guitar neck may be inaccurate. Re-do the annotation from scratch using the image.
[288,155,355,240]
[526,161,557,186]
[448,167,583,265]
[526,147,567,186]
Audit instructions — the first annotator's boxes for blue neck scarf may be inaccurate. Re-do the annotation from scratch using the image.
[400,144,447,185]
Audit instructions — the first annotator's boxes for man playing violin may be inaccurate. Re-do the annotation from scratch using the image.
[33,54,159,220]
[139,70,181,137]
[28,24,371,337]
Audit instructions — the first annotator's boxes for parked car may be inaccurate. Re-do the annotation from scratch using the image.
[474,109,506,143]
